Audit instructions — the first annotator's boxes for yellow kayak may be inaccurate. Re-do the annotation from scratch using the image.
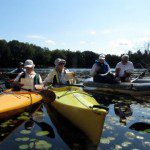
[0,89,42,121]
[50,86,107,144]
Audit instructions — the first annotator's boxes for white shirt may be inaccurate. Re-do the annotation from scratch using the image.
[115,61,134,77]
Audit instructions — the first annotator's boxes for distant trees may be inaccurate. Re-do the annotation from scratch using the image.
[0,39,149,68]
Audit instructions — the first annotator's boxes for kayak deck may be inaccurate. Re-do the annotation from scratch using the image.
[50,86,107,144]
[0,89,42,120]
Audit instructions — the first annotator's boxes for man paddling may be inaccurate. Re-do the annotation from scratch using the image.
[115,54,134,82]
[91,54,116,83]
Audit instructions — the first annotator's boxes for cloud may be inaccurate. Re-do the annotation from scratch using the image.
[80,41,87,45]
[45,40,56,45]
[90,30,97,35]
[26,35,46,40]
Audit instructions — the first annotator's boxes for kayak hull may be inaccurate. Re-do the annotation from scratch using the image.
[83,81,150,96]
[50,86,107,144]
[0,89,42,120]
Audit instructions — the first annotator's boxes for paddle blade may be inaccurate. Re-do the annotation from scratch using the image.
[40,90,56,103]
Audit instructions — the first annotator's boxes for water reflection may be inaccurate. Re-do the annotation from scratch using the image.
[0,103,41,144]
[114,102,133,125]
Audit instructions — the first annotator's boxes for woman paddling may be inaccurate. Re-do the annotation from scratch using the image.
[43,58,76,86]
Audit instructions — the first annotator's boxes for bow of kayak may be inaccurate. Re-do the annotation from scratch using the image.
[0,89,43,121]
[49,86,107,144]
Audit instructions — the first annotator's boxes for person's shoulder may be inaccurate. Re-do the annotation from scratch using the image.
[128,61,133,65]
[116,61,122,66]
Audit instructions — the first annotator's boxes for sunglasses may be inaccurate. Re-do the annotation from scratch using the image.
[58,62,66,65]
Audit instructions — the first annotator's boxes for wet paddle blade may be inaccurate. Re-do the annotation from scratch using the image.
[39,90,56,102]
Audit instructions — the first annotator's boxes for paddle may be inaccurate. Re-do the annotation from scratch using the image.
[131,69,148,83]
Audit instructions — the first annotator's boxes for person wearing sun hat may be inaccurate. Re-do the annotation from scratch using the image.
[14,59,42,86]
[91,54,116,83]
[43,58,76,85]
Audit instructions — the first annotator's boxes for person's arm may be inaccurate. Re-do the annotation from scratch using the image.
[90,63,97,76]
[38,74,43,84]
[13,72,24,83]
[10,68,17,73]
[115,63,121,77]
[42,72,53,85]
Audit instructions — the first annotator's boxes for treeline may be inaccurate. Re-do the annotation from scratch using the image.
[0,39,150,68]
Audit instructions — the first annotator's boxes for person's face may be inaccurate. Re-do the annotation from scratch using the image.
[99,59,104,63]
[121,58,128,65]
[57,62,66,71]
[25,67,33,74]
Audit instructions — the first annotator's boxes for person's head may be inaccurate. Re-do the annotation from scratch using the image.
[18,62,24,68]
[54,58,66,72]
[121,54,129,64]
[98,54,105,63]
[24,59,35,73]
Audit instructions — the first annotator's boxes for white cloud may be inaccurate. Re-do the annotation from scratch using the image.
[45,40,56,45]
[80,41,87,45]
[26,35,46,40]
[90,30,97,35]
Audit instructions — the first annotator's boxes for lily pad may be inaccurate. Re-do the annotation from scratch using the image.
[125,132,136,139]
[36,131,49,137]
[114,144,122,150]
[35,140,52,149]
[20,130,31,134]
[17,116,29,120]
[19,144,29,149]
[136,136,144,140]
[30,138,36,142]
[121,141,132,147]
[29,142,34,149]
[100,138,110,144]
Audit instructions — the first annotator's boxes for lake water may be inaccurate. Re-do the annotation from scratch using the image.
[0,69,149,150]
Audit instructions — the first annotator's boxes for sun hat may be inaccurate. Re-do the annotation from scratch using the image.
[19,62,24,66]
[24,59,35,68]
[99,54,105,60]
[54,58,66,66]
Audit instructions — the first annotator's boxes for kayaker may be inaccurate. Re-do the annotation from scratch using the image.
[43,58,76,85]
[115,54,134,82]
[10,62,25,74]
[13,59,42,90]
[91,54,116,83]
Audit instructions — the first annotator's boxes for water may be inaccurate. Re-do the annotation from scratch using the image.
[0,69,149,150]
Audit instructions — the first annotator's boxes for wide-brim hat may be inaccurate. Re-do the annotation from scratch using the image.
[24,59,35,68]
[54,58,66,66]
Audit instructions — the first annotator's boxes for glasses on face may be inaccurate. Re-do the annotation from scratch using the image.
[58,62,65,66]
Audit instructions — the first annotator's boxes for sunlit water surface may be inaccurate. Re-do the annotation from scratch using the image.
[0,69,149,150]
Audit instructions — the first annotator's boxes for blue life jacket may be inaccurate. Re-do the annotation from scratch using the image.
[95,60,110,74]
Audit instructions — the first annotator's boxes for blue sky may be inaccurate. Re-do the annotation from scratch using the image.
[0,0,150,55]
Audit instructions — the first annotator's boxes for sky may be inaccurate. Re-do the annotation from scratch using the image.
[0,0,150,55]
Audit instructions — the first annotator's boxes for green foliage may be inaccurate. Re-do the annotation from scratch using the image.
[0,39,149,68]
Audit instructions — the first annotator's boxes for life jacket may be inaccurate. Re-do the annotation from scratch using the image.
[95,60,110,75]
[51,68,73,85]
[19,72,40,84]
